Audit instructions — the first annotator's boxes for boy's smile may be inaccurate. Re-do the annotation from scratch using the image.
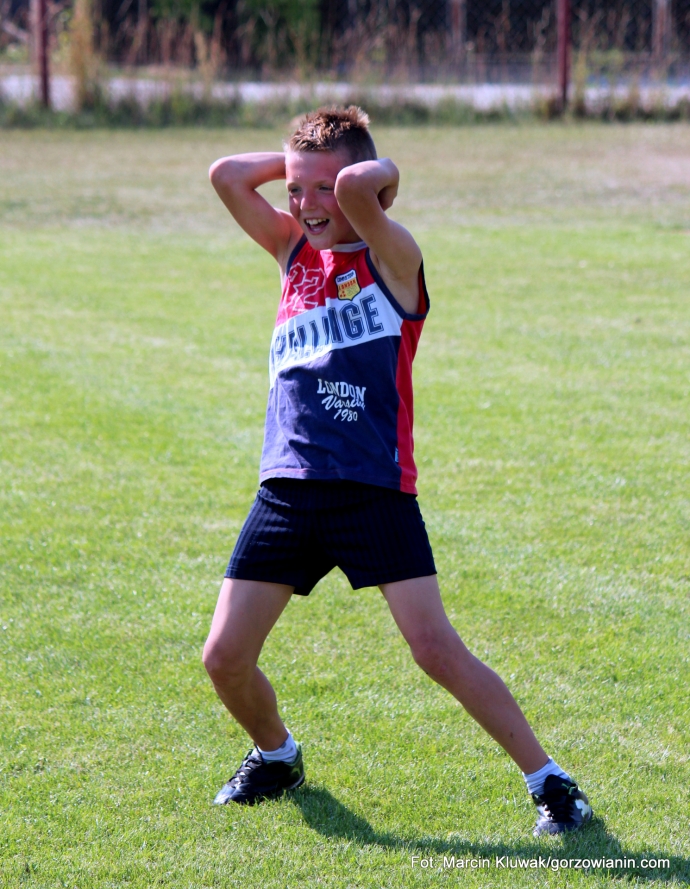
[285,150,360,249]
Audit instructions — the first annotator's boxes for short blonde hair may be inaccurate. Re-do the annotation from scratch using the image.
[287,106,377,164]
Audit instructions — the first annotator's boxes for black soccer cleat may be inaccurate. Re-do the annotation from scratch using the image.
[213,745,305,805]
[532,774,592,836]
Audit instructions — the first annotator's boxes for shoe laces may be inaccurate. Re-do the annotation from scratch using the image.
[539,781,577,822]
[229,749,264,787]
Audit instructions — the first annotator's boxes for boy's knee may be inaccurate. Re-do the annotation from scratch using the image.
[202,637,253,686]
[407,630,464,681]
[408,634,443,675]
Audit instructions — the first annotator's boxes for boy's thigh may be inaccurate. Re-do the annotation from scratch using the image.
[206,577,293,663]
[379,574,457,644]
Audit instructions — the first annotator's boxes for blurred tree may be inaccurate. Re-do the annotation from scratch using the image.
[241,0,320,70]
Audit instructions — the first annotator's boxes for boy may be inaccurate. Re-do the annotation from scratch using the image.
[204,106,592,836]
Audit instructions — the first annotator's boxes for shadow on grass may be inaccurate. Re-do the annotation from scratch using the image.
[289,785,689,882]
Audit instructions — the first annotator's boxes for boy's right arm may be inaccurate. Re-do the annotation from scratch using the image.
[209,152,301,267]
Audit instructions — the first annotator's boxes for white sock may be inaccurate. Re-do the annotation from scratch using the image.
[523,758,571,796]
[257,730,298,764]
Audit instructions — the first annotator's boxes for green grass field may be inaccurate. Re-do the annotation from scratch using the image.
[1,124,689,888]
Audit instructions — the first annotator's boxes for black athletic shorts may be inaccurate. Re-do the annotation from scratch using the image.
[225,478,436,596]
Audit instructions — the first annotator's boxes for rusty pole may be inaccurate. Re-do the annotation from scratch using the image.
[37,0,50,108]
[652,0,671,61]
[556,0,571,111]
[449,0,466,67]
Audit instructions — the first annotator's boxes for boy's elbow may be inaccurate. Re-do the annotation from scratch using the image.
[209,157,241,190]
[335,166,359,190]
[209,158,229,186]
[334,169,365,206]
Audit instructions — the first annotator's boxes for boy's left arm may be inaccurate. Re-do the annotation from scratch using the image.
[334,159,423,315]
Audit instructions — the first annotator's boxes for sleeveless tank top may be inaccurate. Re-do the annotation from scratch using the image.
[259,235,429,494]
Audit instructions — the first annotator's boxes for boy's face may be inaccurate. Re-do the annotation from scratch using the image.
[285,150,360,249]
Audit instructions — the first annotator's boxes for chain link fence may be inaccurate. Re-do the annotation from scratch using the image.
[319,0,690,83]
[2,0,689,112]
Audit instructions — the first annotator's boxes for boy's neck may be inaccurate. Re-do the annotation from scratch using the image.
[328,240,367,253]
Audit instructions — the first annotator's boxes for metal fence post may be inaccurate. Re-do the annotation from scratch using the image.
[653,0,671,60]
[37,0,50,108]
[449,0,466,70]
[556,0,572,110]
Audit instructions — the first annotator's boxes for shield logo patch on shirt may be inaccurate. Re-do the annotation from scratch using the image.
[335,269,361,301]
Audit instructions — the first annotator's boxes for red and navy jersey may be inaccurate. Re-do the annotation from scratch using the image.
[259,235,429,494]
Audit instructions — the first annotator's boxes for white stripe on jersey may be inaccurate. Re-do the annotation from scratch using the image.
[269,284,403,388]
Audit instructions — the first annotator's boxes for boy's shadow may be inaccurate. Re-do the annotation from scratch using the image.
[289,785,689,882]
